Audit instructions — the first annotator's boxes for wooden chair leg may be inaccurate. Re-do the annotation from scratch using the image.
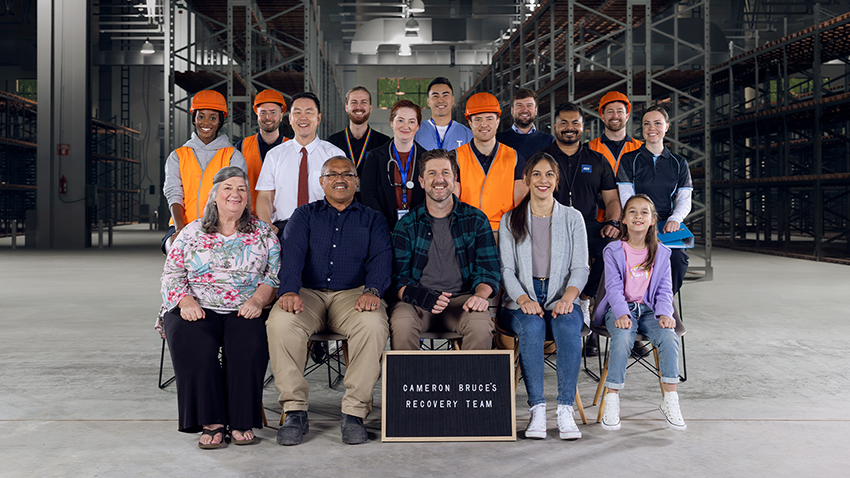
[574,390,587,425]
[596,386,608,423]
[593,352,609,406]
[279,411,286,426]
[262,407,268,427]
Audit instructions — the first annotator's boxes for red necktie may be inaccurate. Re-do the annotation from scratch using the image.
[298,147,309,206]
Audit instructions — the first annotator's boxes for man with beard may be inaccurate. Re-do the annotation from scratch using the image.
[236,89,289,213]
[256,92,346,240]
[328,86,390,175]
[414,77,473,151]
[588,91,642,184]
[456,92,528,232]
[496,88,555,161]
[389,149,500,350]
[541,103,620,350]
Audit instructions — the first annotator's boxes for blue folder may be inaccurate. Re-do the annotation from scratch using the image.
[657,222,694,249]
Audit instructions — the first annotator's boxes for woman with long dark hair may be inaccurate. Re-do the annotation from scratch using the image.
[498,152,589,440]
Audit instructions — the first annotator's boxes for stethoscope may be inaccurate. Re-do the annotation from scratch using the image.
[386,142,416,207]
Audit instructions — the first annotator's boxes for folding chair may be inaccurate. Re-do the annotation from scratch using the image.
[419,331,463,350]
[303,331,349,389]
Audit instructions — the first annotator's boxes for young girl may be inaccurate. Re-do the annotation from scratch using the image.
[593,194,685,431]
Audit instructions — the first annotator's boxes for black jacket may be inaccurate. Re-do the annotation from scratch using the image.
[360,140,427,231]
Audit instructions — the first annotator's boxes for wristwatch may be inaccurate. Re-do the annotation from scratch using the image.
[364,287,380,297]
[605,220,621,229]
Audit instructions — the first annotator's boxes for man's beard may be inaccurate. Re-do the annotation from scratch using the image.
[514,116,534,129]
[349,110,370,125]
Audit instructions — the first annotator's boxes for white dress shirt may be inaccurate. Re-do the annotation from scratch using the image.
[255,135,346,223]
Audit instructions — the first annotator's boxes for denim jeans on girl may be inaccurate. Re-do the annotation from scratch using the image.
[499,278,583,407]
[603,303,680,390]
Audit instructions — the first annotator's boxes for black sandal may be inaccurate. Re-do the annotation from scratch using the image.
[198,426,227,449]
[231,429,258,445]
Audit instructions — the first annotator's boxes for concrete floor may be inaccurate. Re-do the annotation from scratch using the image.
[1,225,847,478]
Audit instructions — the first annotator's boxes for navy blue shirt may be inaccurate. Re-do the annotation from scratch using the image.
[545,142,616,222]
[279,198,392,296]
[617,145,692,221]
[496,128,555,162]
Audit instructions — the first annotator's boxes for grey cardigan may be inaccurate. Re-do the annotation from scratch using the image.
[498,201,590,323]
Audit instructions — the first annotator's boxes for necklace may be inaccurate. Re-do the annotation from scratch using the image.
[531,211,551,218]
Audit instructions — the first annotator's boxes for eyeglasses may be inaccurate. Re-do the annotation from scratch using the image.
[321,172,357,180]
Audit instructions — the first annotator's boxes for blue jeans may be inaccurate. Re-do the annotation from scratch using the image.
[603,303,680,390]
[499,279,583,407]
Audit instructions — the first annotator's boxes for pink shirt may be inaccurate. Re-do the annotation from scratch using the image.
[622,242,652,303]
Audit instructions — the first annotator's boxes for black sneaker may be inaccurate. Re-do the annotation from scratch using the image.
[340,413,368,445]
[276,411,308,446]
[310,340,329,364]
[631,342,652,358]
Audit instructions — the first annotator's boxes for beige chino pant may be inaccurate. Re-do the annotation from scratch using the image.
[267,286,389,419]
[389,294,494,350]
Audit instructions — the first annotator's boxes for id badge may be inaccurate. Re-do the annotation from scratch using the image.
[397,208,409,220]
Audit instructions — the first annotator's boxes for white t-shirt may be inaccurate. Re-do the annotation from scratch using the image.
[255,136,346,223]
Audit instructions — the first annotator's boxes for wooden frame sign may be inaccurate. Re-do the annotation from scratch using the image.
[381,350,516,442]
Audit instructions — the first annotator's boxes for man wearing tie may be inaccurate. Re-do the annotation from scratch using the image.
[256,92,346,239]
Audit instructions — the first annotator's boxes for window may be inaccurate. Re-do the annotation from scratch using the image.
[377,78,433,109]
[17,79,37,101]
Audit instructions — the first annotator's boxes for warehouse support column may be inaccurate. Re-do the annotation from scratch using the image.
[37,0,92,248]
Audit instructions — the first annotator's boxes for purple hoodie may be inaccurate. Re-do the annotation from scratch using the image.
[593,240,674,324]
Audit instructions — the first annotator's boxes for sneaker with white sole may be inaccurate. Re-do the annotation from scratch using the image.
[525,403,547,439]
[580,298,591,324]
[659,391,687,431]
[556,404,581,440]
[601,392,621,431]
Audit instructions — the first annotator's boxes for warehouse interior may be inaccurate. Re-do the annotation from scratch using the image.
[1,0,849,476]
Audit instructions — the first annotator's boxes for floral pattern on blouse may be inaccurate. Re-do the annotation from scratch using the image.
[156,217,281,337]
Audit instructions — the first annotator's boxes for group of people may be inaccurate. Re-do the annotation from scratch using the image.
[156,77,693,449]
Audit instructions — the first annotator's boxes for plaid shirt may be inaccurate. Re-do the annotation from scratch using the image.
[392,199,501,297]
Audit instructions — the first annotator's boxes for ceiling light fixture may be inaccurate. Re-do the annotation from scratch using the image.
[399,44,412,56]
[408,0,425,14]
[140,38,155,54]
[405,18,419,32]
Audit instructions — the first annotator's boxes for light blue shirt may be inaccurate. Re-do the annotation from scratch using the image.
[511,124,537,134]
[414,119,473,151]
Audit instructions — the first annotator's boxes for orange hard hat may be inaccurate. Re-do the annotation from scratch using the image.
[253,89,287,115]
[598,91,631,117]
[191,90,228,119]
[464,92,502,120]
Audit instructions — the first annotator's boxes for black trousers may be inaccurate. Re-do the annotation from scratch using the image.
[670,248,689,295]
[163,308,268,433]
[583,220,615,299]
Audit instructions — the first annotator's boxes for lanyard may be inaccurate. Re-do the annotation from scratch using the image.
[345,126,372,168]
[564,152,581,207]
[431,119,452,149]
[392,143,415,207]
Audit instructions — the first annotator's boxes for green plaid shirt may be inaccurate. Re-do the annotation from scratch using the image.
[391,199,501,297]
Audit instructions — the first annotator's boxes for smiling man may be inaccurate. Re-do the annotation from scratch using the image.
[267,156,392,446]
[414,77,473,151]
[389,149,500,350]
[235,89,289,213]
[328,86,390,174]
[455,92,528,232]
[255,92,346,239]
[541,102,620,341]
[496,88,555,161]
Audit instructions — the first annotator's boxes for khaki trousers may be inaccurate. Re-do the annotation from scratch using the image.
[267,287,389,419]
[389,294,494,350]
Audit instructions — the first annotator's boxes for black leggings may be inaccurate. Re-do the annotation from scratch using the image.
[163,308,268,433]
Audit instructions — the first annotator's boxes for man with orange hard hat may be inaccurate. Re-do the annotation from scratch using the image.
[235,89,290,214]
[455,92,529,232]
[162,89,247,253]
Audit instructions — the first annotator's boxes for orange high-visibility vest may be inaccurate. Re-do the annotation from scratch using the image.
[241,134,288,213]
[588,136,642,222]
[171,146,234,226]
[457,142,518,230]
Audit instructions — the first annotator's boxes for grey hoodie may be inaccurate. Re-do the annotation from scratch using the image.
[163,132,247,207]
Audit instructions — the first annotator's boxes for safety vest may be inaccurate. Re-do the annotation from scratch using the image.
[171,146,234,226]
[241,134,288,213]
[457,142,518,230]
[588,136,642,222]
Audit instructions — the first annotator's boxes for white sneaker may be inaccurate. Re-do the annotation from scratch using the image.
[601,392,621,431]
[557,404,581,440]
[659,391,687,431]
[580,299,591,324]
[525,403,547,439]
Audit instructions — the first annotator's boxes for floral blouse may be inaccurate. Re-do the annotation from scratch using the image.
[156,217,281,336]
